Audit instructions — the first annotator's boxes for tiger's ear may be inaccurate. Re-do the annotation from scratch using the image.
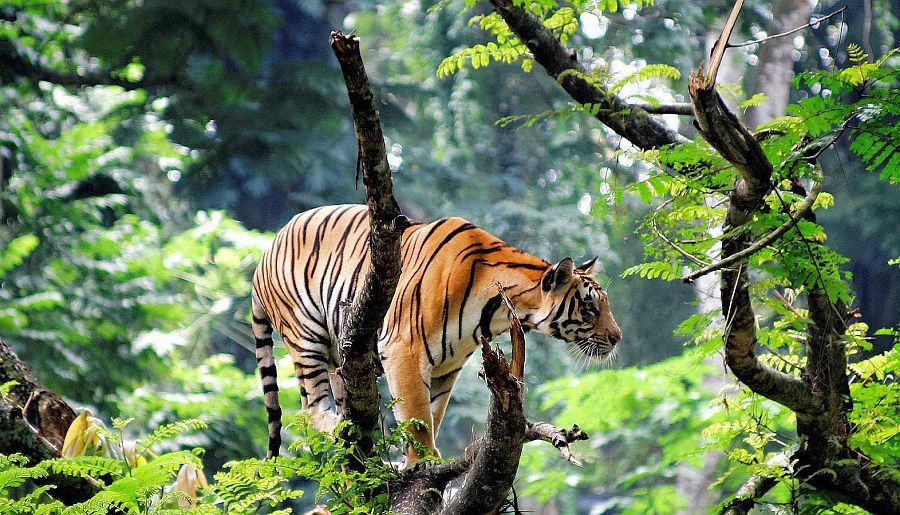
[577,257,598,275]
[542,258,575,292]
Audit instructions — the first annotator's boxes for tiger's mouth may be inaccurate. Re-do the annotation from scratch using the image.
[576,336,618,363]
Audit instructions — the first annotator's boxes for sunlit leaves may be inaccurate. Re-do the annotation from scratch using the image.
[610,63,681,94]
[848,342,899,465]
[520,352,715,510]
[0,234,38,276]
[438,8,579,77]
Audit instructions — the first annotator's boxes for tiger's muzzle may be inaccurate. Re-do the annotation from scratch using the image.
[576,333,620,362]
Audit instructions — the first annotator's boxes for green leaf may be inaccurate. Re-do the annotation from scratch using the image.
[0,234,39,277]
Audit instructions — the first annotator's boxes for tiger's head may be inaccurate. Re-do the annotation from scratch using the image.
[523,257,622,361]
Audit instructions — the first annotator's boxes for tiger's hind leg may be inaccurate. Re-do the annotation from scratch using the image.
[288,337,341,433]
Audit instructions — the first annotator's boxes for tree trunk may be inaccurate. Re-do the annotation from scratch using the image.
[0,337,99,503]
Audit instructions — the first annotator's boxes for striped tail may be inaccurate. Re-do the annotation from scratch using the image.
[252,292,282,458]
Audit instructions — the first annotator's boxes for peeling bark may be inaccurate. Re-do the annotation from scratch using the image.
[440,339,526,515]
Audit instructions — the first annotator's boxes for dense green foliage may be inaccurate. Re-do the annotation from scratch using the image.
[1,0,898,513]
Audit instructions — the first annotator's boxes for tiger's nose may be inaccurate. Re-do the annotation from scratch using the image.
[609,331,621,344]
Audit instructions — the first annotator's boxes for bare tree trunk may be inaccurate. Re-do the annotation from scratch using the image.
[329,31,410,463]
[329,33,589,513]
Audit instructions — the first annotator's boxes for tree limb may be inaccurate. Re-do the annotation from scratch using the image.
[0,43,180,91]
[637,103,695,116]
[487,0,685,150]
[727,7,847,49]
[689,64,821,416]
[523,422,588,467]
[330,31,410,461]
[707,0,745,83]
[720,473,777,515]
[439,338,527,514]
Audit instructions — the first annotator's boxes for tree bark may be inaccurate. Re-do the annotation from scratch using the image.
[487,0,685,150]
[329,31,410,462]
[0,337,99,503]
[329,33,589,513]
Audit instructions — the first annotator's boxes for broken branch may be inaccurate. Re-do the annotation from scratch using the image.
[728,7,847,49]
[523,422,589,467]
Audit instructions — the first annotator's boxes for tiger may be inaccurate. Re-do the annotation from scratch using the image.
[251,204,622,465]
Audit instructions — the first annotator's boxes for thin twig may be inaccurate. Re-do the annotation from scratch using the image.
[682,167,823,283]
[649,213,710,268]
[728,7,847,49]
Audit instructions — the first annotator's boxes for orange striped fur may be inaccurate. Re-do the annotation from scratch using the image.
[251,204,621,464]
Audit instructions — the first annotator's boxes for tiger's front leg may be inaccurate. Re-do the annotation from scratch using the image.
[383,351,439,468]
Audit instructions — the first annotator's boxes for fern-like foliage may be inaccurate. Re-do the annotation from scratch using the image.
[615,45,900,508]
[438,8,580,77]
[609,63,681,93]
[138,419,208,452]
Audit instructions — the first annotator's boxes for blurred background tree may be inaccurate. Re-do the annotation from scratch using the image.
[0,0,896,513]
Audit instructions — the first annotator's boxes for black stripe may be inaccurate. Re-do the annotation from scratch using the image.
[309,393,328,406]
[430,390,451,402]
[433,366,462,381]
[259,365,277,378]
[312,377,330,388]
[299,352,329,363]
[458,259,484,339]
[441,283,451,361]
[255,338,274,348]
[478,294,503,341]
[262,383,279,394]
[252,315,269,324]
[410,218,453,263]
[297,368,328,380]
[267,407,282,423]
[268,435,281,457]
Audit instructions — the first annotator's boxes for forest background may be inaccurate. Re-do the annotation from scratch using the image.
[0,0,897,513]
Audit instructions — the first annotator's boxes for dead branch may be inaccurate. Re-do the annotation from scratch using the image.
[439,338,527,514]
[727,7,847,49]
[330,31,410,460]
[707,0,745,83]
[720,473,777,515]
[523,422,589,467]
[637,103,695,116]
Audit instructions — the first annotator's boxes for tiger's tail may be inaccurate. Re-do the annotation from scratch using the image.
[251,291,282,458]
